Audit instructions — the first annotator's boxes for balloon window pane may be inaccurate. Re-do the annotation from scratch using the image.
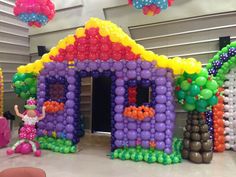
[48,83,65,101]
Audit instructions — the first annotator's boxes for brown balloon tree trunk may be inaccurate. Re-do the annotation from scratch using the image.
[182,111,213,163]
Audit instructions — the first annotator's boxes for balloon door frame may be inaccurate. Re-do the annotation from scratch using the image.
[36,59,176,154]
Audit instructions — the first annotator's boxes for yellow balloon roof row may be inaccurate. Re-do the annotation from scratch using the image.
[17,18,202,75]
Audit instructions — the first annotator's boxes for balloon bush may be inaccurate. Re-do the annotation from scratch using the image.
[12,73,37,100]
[128,0,174,16]
[13,0,55,28]
[175,68,219,112]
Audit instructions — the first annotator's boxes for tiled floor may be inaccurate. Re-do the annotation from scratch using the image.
[0,134,236,177]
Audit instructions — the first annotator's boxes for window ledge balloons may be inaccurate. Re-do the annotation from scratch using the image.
[43,101,64,113]
[13,0,55,28]
[128,0,175,16]
[123,105,155,120]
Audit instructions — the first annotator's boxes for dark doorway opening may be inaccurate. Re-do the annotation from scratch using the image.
[92,77,112,133]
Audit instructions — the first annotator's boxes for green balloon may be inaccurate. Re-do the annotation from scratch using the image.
[208,96,218,106]
[14,88,21,94]
[213,55,220,61]
[21,85,29,92]
[206,80,218,91]
[196,99,208,108]
[176,90,186,99]
[29,87,36,95]
[25,78,33,85]
[176,76,185,85]
[186,96,196,104]
[12,74,20,83]
[18,74,26,81]
[198,68,208,78]
[200,89,213,100]
[222,47,228,53]
[195,76,207,86]
[20,92,27,99]
[230,41,236,48]
[206,63,212,69]
[189,84,200,96]
[14,81,22,88]
[180,80,190,91]
[196,106,206,113]
[183,103,196,111]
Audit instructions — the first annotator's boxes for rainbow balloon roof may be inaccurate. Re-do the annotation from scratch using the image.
[17,18,202,75]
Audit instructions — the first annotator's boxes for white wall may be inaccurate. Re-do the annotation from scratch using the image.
[0,0,28,115]
[28,0,236,135]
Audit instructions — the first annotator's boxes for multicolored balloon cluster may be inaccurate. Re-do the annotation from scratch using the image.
[13,0,55,27]
[12,73,37,100]
[207,41,236,86]
[43,101,64,113]
[15,18,202,76]
[128,0,174,16]
[175,69,219,112]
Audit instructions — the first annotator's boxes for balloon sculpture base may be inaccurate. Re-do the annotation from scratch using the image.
[36,136,77,154]
[111,138,182,165]
[6,141,41,157]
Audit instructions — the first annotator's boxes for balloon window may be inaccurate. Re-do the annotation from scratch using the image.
[13,0,55,28]
[14,18,203,163]
[128,0,175,16]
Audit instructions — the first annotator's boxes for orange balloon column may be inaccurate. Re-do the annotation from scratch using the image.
[212,88,225,152]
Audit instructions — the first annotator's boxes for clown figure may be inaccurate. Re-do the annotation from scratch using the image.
[7,98,46,157]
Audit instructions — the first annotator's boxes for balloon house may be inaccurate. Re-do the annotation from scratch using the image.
[15,17,232,165]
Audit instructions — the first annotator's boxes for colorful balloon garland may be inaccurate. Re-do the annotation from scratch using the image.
[13,0,55,28]
[128,0,174,16]
[175,68,219,112]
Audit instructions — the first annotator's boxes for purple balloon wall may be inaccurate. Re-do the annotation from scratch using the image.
[36,58,176,154]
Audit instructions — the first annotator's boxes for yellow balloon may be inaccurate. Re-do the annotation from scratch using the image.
[49,47,59,57]
[66,35,75,45]
[57,40,66,49]
[75,28,85,37]
[17,66,25,73]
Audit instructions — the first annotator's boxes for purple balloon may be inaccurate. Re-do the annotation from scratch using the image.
[128,140,136,147]
[113,62,123,70]
[156,86,167,95]
[155,113,166,122]
[165,138,172,146]
[67,77,75,84]
[66,133,73,140]
[46,122,54,130]
[167,112,175,121]
[66,92,75,99]
[39,83,46,90]
[127,61,137,70]
[115,79,124,86]
[127,130,137,140]
[77,62,86,70]
[155,123,166,132]
[88,62,98,70]
[115,87,125,95]
[67,109,74,116]
[114,114,123,122]
[141,122,151,130]
[127,70,136,79]
[115,71,124,77]
[156,141,165,150]
[58,71,66,76]
[166,91,172,97]
[66,100,75,108]
[56,63,65,70]
[141,70,151,79]
[155,104,166,113]
[141,140,150,148]
[115,105,123,113]
[68,85,75,91]
[167,104,175,111]
[37,98,44,105]
[37,121,45,129]
[165,148,172,154]
[115,140,123,147]
[115,123,124,129]
[156,69,167,76]
[57,115,64,122]
[155,95,167,104]
[155,132,165,141]
[39,91,45,97]
[68,70,75,76]
[45,62,55,70]
[115,130,124,139]
[127,122,137,129]
[141,131,151,140]
[115,96,125,104]
[166,129,173,137]
[56,123,64,131]
[155,77,167,85]
[66,124,74,133]
[141,61,151,69]
[101,62,110,70]
[66,116,74,124]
